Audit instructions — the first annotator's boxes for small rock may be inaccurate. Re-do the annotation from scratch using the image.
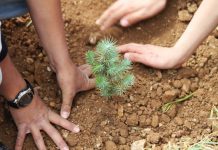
[178,10,193,22]
[162,89,180,103]
[166,105,178,118]
[66,134,78,147]
[139,115,147,127]
[184,120,192,130]
[131,139,146,150]
[181,79,191,93]
[126,113,139,126]
[119,137,126,145]
[187,2,198,13]
[172,80,182,88]
[118,105,124,117]
[174,117,184,125]
[120,128,129,138]
[105,141,117,150]
[49,101,56,108]
[147,133,161,144]
[161,114,171,123]
[119,145,130,150]
[177,68,197,79]
[26,57,34,64]
[88,32,101,45]
[151,115,159,128]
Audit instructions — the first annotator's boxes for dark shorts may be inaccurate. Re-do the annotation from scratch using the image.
[0,35,8,62]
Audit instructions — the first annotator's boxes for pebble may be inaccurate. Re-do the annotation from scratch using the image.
[66,134,78,147]
[139,115,147,127]
[118,105,124,117]
[174,117,184,126]
[172,80,182,88]
[187,2,198,13]
[166,105,178,118]
[105,141,117,150]
[151,115,159,128]
[126,113,139,126]
[131,139,146,150]
[119,145,130,150]
[147,132,161,144]
[178,10,192,22]
[162,89,180,103]
[181,79,191,93]
[119,137,126,144]
[119,128,129,138]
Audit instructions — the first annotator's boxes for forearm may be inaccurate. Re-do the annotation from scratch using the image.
[26,0,72,72]
[0,55,26,100]
[174,0,218,62]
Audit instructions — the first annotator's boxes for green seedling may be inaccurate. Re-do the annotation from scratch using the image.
[86,39,134,98]
[162,93,193,113]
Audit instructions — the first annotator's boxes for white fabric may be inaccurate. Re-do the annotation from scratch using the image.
[0,21,2,85]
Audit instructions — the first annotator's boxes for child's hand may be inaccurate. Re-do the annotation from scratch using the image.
[118,43,186,69]
[96,0,167,30]
[57,64,95,119]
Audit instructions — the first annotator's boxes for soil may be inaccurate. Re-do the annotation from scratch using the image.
[0,0,218,149]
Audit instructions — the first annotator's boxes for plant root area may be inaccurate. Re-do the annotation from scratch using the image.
[0,0,218,149]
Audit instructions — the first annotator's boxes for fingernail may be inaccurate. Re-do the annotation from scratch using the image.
[120,19,129,27]
[96,19,100,25]
[63,146,69,150]
[61,111,69,119]
[124,53,130,60]
[73,125,80,133]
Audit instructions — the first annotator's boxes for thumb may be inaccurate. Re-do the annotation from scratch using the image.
[60,91,75,119]
[124,53,145,64]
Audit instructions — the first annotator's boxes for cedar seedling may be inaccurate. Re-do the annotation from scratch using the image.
[86,39,134,97]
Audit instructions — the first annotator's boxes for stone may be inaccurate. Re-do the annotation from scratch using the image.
[139,115,147,127]
[151,115,159,128]
[178,10,192,22]
[131,139,146,150]
[181,79,191,93]
[66,134,78,147]
[118,105,124,117]
[126,113,139,126]
[119,145,130,150]
[172,80,182,88]
[162,89,179,103]
[105,141,117,150]
[147,133,161,144]
[119,137,126,145]
[187,2,198,13]
[119,128,129,138]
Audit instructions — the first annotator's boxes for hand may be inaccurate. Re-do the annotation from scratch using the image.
[57,64,95,119]
[118,43,187,69]
[96,0,167,30]
[10,94,79,150]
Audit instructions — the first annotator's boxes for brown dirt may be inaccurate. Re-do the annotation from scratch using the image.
[0,0,218,149]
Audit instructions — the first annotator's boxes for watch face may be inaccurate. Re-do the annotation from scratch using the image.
[18,92,33,107]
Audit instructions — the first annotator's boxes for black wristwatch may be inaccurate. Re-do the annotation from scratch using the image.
[7,79,34,109]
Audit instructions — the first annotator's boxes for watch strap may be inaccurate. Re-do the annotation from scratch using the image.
[7,79,34,109]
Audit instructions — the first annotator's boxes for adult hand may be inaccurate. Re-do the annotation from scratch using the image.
[118,43,187,69]
[57,64,95,119]
[10,94,79,150]
[96,0,167,30]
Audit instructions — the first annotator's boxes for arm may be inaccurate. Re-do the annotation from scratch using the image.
[0,55,79,150]
[26,0,95,118]
[118,0,218,69]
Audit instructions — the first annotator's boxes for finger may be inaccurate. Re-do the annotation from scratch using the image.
[42,123,69,150]
[61,97,73,119]
[48,110,80,133]
[79,65,92,77]
[101,6,132,30]
[83,78,95,91]
[15,128,26,150]
[124,53,145,64]
[31,126,46,150]
[118,44,144,54]
[96,0,123,26]
[120,9,149,27]
[78,64,90,70]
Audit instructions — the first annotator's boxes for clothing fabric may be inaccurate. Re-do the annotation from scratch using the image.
[0,0,28,20]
